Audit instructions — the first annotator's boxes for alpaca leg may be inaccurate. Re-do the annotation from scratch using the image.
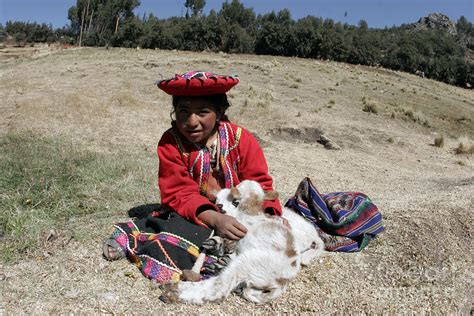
[242,284,287,304]
[161,254,248,304]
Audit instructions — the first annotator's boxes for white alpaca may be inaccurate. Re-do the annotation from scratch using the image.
[161,180,324,304]
[215,185,324,267]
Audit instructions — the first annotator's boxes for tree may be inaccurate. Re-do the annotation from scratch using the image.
[319,21,350,61]
[178,18,209,51]
[185,0,206,18]
[285,18,321,58]
[345,26,383,66]
[358,19,368,31]
[205,10,225,50]
[112,0,141,34]
[255,10,294,56]
[456,16,472,35]
[4,21,56,44]
[139,14,165,49]
[112,15,143,47]
[455,16,474,50]
[68,0,140,46]
[220,0,256,29]
[0,24,7,42]
[222,23,254,53]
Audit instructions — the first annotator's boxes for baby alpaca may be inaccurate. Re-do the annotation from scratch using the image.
[161,180,324,304]
[213,185,324,267]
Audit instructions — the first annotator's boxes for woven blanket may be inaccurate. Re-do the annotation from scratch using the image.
[111,207,215,284]
[285,177,384,252]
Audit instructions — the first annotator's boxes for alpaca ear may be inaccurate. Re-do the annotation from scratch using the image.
[264,190,279,201]
[230,187,241,200]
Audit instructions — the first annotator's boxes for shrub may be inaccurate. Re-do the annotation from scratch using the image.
[394,107,430,127]
[434,135,445,148]
[289,83,299,89]
[454,137,474,155]
[362,96,379,114]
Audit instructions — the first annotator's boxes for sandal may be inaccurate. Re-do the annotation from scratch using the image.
[102,238,126,261]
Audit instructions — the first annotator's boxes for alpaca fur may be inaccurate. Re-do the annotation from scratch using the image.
[216,184,324,267]
[160,180,324,304]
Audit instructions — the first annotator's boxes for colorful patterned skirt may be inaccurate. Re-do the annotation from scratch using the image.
[110,207,214,284]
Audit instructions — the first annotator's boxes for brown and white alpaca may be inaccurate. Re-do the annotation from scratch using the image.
[214,184,325,267]
[160,180,324,304]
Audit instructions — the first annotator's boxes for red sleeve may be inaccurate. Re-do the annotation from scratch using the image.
[157,132,219,225]
[237,128,282,216]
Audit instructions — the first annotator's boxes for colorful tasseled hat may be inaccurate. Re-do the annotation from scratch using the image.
[157,71,239,96]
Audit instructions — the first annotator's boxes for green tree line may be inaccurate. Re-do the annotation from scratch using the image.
[1,0,472,88]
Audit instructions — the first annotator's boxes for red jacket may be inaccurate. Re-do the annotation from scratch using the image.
[158,121,282,225]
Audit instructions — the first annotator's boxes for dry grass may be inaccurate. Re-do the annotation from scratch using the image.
[0,46,473,314]
[289,83,299,89]
[363,102,379,114]
[393,107,430,127]
[292,96,301,103]
[454,136,474,155]
[434,135,445,148]
[362,96,379,114]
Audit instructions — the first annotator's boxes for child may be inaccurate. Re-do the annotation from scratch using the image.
[103,71,281,283]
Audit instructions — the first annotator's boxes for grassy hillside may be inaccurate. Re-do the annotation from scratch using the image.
[0,45,472,314]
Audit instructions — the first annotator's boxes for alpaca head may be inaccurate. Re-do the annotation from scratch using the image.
[216,181,279,216]
[215,188,237,217]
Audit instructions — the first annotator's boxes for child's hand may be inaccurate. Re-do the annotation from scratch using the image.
[213,213,247,240]
[198,210,247,240]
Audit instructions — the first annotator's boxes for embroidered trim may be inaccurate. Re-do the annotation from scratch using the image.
[155,239,178,269]
[158,232,200,257]
[140,254,182,283]
[190,150,203,179]
[228,127,242,152]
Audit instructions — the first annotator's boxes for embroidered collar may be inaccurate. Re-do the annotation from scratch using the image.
[170,122,242,196]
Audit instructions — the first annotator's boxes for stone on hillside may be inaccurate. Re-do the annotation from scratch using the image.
[412,13,457,35]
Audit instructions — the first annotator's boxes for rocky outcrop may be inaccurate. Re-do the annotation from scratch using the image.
[412,13,457,35]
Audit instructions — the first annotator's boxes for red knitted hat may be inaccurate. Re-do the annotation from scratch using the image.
[157,71,240,96]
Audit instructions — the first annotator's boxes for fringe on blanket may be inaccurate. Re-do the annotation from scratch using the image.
[285,177,384,252]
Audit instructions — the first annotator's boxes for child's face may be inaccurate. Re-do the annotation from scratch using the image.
[175,97,219,144]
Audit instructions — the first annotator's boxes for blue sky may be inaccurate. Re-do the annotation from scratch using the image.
[0,0,472,29]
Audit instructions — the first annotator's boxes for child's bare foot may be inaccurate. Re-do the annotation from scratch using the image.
[102,238,125,261]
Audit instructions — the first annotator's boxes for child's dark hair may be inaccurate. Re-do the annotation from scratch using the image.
[172,94,230,121]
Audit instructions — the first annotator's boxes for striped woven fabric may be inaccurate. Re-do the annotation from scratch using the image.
[285,177,384,252]
[111,210,216,284]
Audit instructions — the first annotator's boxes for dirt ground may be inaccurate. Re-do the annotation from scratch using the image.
[0,46,473,314]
